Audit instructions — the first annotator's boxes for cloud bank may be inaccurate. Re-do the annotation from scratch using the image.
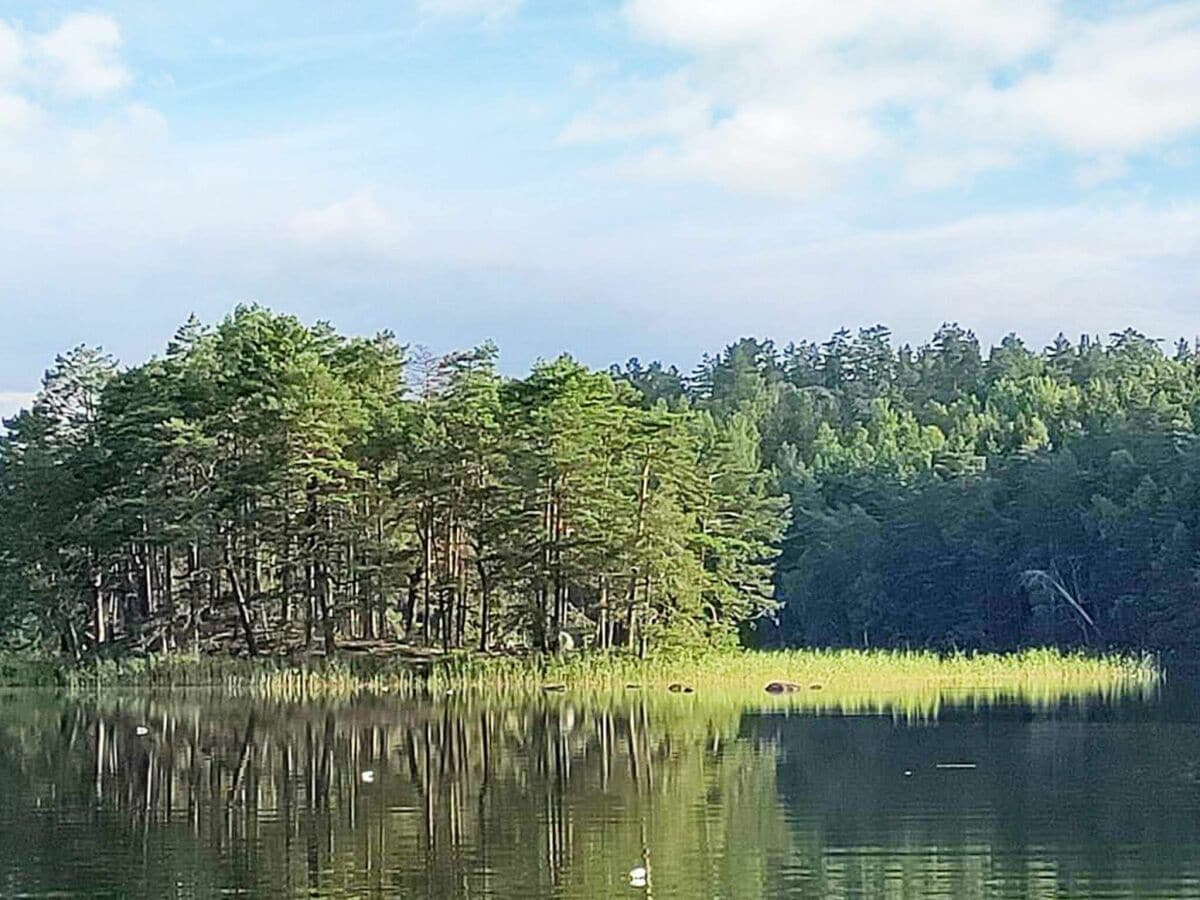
[1,12,130,113]
[564,0,1200,194]
[1,4,1199,393]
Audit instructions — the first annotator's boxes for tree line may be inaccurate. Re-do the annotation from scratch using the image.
[0,306,783,658]
[4,306,1200,658]
[634,325,1200,653]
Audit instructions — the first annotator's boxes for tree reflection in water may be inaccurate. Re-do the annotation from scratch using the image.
[0,688,1198,898]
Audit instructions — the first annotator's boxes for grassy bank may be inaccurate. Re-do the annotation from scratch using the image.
[428,646,1160,695]
[1,646,1160,713]
[422,647,1161,716]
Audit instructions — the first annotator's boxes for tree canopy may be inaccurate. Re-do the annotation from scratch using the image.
[0,307,785,658]
[3,311,1200,658]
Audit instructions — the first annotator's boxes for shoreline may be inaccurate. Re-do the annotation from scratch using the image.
[1,647,1161,704]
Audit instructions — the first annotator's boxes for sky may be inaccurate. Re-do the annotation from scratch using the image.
[2,0,1200,416]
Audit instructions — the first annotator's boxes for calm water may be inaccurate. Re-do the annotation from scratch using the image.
[0,680,1198,898]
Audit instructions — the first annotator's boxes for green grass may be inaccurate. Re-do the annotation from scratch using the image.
[29,646,1161,717]
[53,651,426,694]
[424,646,1160,709]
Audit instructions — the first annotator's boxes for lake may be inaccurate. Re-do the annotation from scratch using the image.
[0,679,1196,898]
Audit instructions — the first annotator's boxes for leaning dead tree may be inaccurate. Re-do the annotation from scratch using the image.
[1019,566,1100,644]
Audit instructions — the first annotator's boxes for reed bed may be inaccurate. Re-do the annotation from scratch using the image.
[57,652,426,697]
[426,646,1161,708]
[47,646,1161,717]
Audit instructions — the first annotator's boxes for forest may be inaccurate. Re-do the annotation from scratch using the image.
[2,305,1200,660]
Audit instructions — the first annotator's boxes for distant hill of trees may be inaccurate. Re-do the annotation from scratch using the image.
[3,306,1200,658]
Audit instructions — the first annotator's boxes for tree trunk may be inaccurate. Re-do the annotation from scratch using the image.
[65,615,80,661]
[88,561,105,647]
[477,568,491,653]
[139,521,156,622]
[552,498,567,652]
[596,575,609,650]
[163,544,175,651]
[375,497,387,639]
[318,561,335,655]
[625,578,638,652]
[281,521,293,626]
[455,525,468,648]
[351,534,371,639]
[638,573,651,659]
[188,543,200,652]
[626,454,652,653]
[443,515,455,651]
[224,536,258,656]
[304,559,315,650]
[405,569,419,636]
[546,483,559,652]
[421,503,433,643]
[305,476,319,651]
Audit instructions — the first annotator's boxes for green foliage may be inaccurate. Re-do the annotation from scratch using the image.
[6,312,1200,660]
[639,324,1200,653]
[0,307,790,661]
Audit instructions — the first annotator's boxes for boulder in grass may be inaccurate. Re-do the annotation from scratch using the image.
[764,681,802,694]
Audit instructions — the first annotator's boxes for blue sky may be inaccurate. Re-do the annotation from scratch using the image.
[3,0,1200,415]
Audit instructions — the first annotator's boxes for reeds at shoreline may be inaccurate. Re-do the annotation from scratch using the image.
[0,646,1155,716]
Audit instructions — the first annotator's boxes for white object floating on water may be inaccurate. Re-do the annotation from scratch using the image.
[360,770,375,783]
[903,769,913,777]
[629,866,648,887]
[935,762,977,770]
[135,726,149,736]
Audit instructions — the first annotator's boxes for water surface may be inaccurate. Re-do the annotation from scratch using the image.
[0,679,1195,898]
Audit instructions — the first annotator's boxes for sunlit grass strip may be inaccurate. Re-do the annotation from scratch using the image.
[427,646,1159,696]
[419,647,1161,721]
[53,647,1160,715]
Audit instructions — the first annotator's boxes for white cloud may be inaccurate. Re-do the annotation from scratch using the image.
[0,13,159,192]
[0,21,24,82]
[925,4,1200,171]
[65,103,167,178]
[619,103,885,195]
[0,91,39,132]
[0,20,33,135]
[0,12,134,148]
[542,200,1200,355]
[271,192,1200,360]
[1002,5,1200,154]
[565,0,1200,195]
[905,148,1016,190]
[623,0,1058,61]
[0,100,168,196]
[31,13,130,98]
[3,4,1199,386]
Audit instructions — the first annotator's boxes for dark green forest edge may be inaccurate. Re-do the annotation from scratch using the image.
[0,307,1192,685]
